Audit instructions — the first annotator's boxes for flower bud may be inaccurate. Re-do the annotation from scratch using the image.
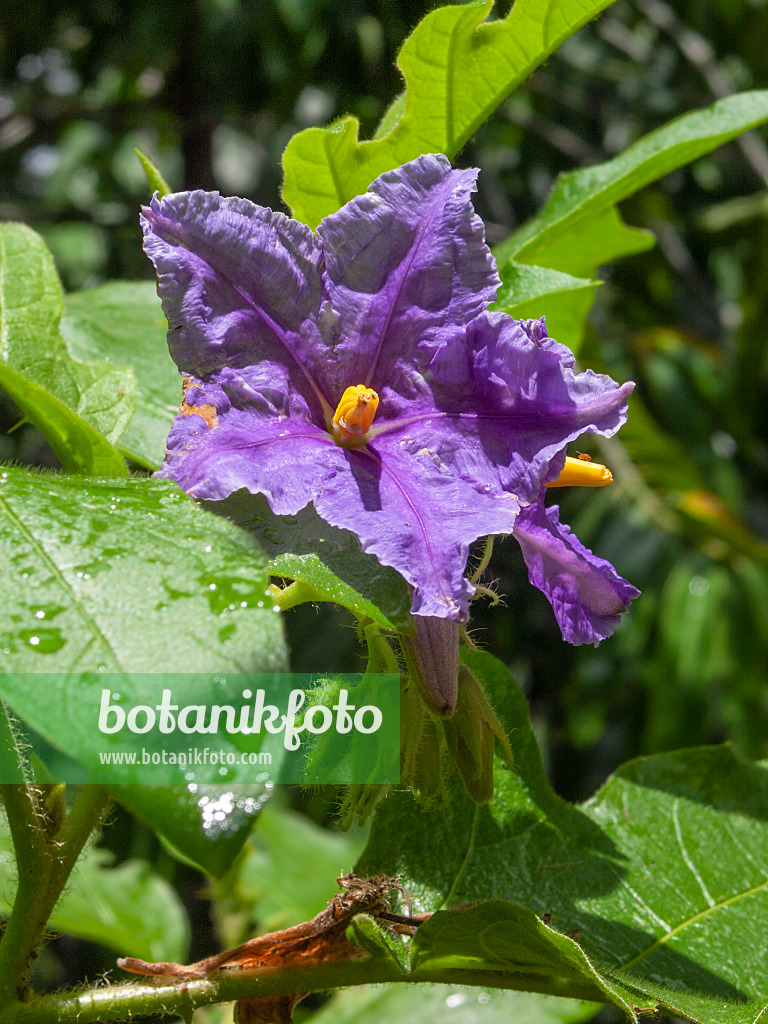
[442,663,513,805]
[399,616,460,717]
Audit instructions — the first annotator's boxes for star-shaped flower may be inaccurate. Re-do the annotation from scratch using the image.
[142,154,637,640]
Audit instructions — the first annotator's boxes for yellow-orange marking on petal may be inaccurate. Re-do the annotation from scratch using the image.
[546,455,612,488]
[332,385,379,443]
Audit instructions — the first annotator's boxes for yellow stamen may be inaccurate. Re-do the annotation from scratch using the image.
[332,385,379,443]
[546,455,613,488]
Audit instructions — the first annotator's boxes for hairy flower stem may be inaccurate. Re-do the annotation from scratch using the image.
[470,535,494,584]
[0,784,110,1009]
[0,958,610,1023]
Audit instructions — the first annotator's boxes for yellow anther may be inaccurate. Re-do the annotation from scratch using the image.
[546,455,613,488]
[332,385,379,443]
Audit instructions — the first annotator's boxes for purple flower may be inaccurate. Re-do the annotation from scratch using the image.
[142,154,637,640]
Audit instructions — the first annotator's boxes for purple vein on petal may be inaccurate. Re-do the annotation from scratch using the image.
[358,445,453,610]
[225,278,333,420]
[362,196,444,389]
[144,200,333,421]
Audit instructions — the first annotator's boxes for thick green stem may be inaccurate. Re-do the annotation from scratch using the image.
[0,957,610,1023]
[0,784,53,1007]
[0,785,110,1008]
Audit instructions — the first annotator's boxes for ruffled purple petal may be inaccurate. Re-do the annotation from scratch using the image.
[370,314,633,506]
[141,191,331,416]
[311,432,519,621]
[155,373,343,512]
[512,498,640,645]
[317,154,499,400]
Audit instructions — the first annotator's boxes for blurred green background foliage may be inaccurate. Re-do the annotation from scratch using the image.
[1,0,768,1005]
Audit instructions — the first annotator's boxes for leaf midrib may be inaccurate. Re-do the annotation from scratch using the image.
[619,875,768,973]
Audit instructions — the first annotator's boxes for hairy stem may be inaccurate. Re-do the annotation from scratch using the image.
[470,536,494,584]
[0,957,609,1023]
[0,785,110,1008]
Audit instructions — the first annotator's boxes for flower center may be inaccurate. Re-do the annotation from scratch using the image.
[332,385,379,445]
[546,455,612,488]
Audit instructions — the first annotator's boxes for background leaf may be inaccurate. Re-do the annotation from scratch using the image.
[0,224,131,475]
[61,282,179,470]
[220,798,368,934]
[282,0,619,226]
[0,817,189,962]
[497,91,768,269]
[310,984,599,1024]
[492,92,768,354]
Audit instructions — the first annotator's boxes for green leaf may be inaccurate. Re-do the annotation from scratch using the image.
[50,851,189,962]
[310,984,599,1024]
[0,821,189,962]
[492,93,768,353]
[215,491,413,631]
[0,467,285,672]
[491,263,599,354]
[109,784,269,878]
[0,224,131,476]
[61,282,179,470]
[497,91,768,270]
[0,467,287,874]
[282,0,619,227]
[411,904,628,1008]
[135,148,172,199]
[361,650,768,1022]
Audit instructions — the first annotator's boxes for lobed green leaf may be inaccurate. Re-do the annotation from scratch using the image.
[282,0,619,227]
